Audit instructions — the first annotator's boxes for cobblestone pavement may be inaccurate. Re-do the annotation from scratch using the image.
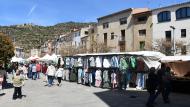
[0,75,190,107]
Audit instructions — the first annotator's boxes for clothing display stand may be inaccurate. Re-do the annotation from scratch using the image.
[62,53,151,91]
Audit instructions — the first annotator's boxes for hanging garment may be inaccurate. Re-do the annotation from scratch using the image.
[119,57,128,70]
[70,58,75,67]
[95,70,102,87]
[65,69,70,81]
[83,58,88,69]
[78,68,83,84]
[130,56,137,69]
[136,59,145,72]
[84,72,89,85]
[89,72,92,85]
[103,70,110,88]
[89,57,96,67]
[136,73,145,90]
[91,70,96,86]
[62,69,67,80]
[74,58,78,67]
[96,57,102,68]
[111,72,117,84]
[103,58,111,68]
[65,57,71,68]
[111,56,119,68]
[78,57,83,67]
[70,68,77,82]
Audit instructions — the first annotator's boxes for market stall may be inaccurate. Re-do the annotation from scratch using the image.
[63,51,165,89]
[160,56,190,77]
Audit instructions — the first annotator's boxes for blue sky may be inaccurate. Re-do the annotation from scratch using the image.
[0,0,189,26]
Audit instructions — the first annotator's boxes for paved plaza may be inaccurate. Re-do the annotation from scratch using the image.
[0,76,190,107]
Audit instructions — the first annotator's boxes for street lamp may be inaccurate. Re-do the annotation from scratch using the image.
[170,26,176,56]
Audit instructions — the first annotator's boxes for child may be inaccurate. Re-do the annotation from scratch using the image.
[12,70,24,100]
[111,72,117,89]
[55,65,64,86]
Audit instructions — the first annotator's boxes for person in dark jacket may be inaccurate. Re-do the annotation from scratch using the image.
[146,67,158,107]
[162,66,172,103]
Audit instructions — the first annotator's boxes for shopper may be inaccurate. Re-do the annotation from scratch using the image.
[12,70,24,100]
[146,67,158,107]
[162,67,172,103]
[46,63,56,87]
[36,62,41,79]
[31,62,37,80]
[154,63,166,103]
[55,65,64,86]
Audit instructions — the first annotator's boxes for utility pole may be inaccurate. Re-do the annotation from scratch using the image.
[170,26,176,56]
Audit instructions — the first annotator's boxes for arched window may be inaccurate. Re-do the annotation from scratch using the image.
[157,11,171,22]
[176,7,190,19]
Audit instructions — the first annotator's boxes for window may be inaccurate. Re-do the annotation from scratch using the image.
[104,33,107,45]
[157,11,171,22]
[103,22,109,29]
[181,29,186,38]
[181,45,187,55]
[176,7,190,19]
[139,29,146,36]
[121,30,125,40]
[111,32,114,40]
[165,31,171,41]
[120,17,127,25]
[137,16,147,22]
[85,31,88,35]
[139,41,145,51]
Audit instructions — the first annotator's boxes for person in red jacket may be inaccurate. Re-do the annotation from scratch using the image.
[36,62,41,79]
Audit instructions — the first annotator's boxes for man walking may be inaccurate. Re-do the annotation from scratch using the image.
[146,67,158,107]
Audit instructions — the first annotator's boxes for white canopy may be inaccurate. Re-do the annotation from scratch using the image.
[39,54,51,61]
[76,51,165,69]
[39,53,58,63]
[27,55,40,61]
[11,56,25,62]
[160,56,190,63]
[49,54,58,63]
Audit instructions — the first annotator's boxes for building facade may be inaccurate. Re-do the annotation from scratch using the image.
[133,11,153,51]
[14,46,24,58]
[97,8,149,52]
[152,2,190,55]
[72,30,81,48]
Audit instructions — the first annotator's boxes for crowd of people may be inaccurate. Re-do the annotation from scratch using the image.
[0,61,64,100]
[0,61,172,107]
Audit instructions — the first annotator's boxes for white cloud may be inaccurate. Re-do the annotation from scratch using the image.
[27,4,37,17]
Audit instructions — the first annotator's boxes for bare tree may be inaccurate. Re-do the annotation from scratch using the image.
[153,39,186,55]
[89,40,113,53]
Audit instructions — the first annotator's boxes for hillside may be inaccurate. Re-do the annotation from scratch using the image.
[0,22,96,53]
